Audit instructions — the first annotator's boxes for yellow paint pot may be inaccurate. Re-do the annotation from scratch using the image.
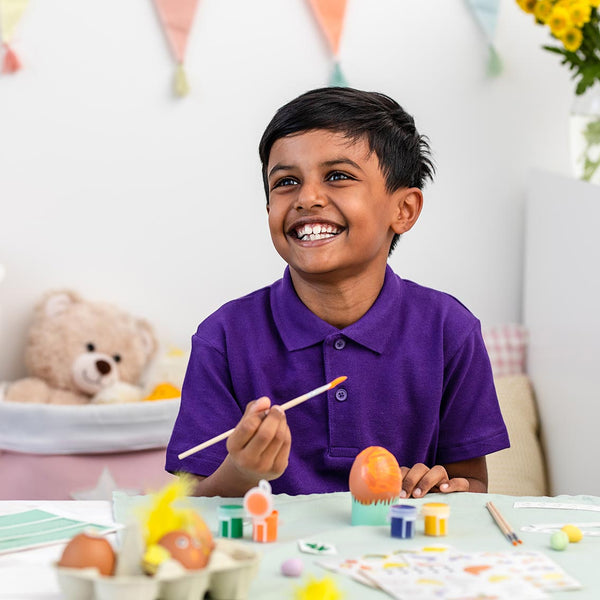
[422,502,450,536]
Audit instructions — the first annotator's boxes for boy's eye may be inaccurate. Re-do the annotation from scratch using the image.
[272,176,298,190]
[326,171,353,182]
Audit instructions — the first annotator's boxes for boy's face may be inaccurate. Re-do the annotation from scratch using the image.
[266,129,419,282]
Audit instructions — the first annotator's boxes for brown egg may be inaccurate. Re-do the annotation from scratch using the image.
[58,532,116,576]
[349,446,402,505]
[157,530,210,570]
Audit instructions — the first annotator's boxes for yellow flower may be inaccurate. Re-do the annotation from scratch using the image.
[569,2,592,25]
[535,0,554,21]
[589,0,600,7]
[562,26,584,50]
[517,0,538,14]
[547,6,571,35]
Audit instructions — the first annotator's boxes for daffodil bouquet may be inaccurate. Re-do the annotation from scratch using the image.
[517,0,600,95]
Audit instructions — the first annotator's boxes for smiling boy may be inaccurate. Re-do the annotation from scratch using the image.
[166,87,509,498]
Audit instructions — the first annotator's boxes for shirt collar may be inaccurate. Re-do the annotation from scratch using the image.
[271,265,402,354]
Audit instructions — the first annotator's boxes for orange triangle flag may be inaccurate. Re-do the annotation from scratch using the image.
[307,0,348,56]
[153,0,199,63]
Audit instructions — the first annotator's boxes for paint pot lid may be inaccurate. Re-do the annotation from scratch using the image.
[421,502,450,517]
[218,504,245,518]
[390,504,418,518]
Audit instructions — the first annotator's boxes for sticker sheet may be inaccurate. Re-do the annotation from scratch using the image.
[318,547,580,600]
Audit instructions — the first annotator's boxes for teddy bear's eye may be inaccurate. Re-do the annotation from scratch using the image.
[113,354,121,363]
[86,343,95,352]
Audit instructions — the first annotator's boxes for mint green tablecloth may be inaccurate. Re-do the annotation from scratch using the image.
[113,492,600,599]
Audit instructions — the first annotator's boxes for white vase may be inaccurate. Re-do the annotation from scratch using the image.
[569,81,600,184]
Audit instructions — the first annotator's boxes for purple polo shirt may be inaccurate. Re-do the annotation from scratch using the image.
[166,266,509,494]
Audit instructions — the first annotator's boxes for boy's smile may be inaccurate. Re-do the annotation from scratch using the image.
[266,129,420,288]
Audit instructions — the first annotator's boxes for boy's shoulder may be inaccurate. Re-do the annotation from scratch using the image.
[396,276,481,344]
[401,277,475,317]
[194,280,277,337]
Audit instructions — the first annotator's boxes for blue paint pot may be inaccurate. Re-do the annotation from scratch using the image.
[389,504,417,539]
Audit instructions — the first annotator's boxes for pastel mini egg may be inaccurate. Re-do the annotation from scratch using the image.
[349,446,402,505]
[281,557,304,577]
[58,531,116,576]
[561,524,583,543]
[550,530,569,551]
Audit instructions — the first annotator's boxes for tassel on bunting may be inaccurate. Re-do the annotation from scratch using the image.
[2,42,20,73]
[174,63,190,97]
[329,61,348,87]
[486,45,502,77]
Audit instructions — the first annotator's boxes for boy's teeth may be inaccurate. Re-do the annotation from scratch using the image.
[295,223,339,240]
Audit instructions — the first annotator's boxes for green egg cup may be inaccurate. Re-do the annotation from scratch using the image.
[351,496,398,525]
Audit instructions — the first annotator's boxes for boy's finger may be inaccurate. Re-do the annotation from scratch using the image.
[228,397,272,451]
[409,465,449,497]
[400,463,429,498]
[439,477,469,493]
[256,409,291,473]
[241,403,287,456]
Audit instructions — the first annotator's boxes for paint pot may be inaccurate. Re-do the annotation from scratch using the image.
[217,504,244,539]
[252,510,278,543]
[389,504,417,539]
[422,502,450,536]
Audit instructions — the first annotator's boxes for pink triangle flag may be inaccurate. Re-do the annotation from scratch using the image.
[153,0,199,63]
[307,0,348,57]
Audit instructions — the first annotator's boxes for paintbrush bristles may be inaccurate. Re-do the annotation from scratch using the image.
[486,501,522,546]
[177,376,347,460]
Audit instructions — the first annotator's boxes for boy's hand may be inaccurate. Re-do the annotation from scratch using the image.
[399,457,488,498]
[225,396,291,484]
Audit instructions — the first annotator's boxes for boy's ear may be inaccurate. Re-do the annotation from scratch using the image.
[391,187,423,235]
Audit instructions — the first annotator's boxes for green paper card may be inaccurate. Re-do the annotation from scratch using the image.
[0,509,117,554]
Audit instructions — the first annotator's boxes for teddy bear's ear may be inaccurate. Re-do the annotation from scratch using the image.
[39,290,81,318]
[137,319,158,361]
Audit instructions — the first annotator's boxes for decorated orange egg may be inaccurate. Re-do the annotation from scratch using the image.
[158,530,211,570]
[349,446,402,505]
[58,532,116,576]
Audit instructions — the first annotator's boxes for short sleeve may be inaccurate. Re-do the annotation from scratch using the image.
[436,324,510,464]
[165,332,243,477]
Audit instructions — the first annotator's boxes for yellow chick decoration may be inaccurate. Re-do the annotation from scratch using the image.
[139,476,214,574]
[295,576,343,600]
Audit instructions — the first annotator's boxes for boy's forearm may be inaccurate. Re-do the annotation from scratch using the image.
[188,456,264,497]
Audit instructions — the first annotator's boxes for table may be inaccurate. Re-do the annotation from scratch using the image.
[1,492,600,599]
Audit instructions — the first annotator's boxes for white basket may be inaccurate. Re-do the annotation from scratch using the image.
[0,398,180,454]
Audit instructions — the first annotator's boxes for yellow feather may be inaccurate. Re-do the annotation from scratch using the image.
[140,476,196,545]
[295,576,343,600]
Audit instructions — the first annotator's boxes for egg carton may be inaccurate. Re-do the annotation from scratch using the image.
[55,538,261,600]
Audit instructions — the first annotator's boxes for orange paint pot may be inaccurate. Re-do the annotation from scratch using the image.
[422,502,450,536]
[252,510,278,543]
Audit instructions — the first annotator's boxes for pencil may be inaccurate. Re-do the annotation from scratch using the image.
[486,501,523,545]
[177,376,348,460]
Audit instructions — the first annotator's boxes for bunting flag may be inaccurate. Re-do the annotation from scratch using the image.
[307,0,349,87]
[153,0,200,97]
[466,0,502,76]
[0,0,29,74]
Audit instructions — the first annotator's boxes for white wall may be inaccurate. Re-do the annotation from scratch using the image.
[0,0,575,380]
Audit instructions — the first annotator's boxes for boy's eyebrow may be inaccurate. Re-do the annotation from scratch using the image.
[320,158,362,171]
[268,158,363,179]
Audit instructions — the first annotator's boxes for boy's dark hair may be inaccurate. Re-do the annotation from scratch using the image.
[258,87,435,254]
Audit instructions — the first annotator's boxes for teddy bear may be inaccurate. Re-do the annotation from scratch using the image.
[2,290,158,405]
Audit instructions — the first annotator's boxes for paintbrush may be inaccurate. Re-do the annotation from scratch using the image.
[178,376,347,460]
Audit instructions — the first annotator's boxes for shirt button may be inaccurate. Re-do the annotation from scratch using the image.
[334,338,346,350]
[335,388,348,402]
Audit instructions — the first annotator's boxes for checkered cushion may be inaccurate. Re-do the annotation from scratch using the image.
[482,324,528,377]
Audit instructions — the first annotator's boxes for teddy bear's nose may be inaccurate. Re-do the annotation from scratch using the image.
[96,360,112,375]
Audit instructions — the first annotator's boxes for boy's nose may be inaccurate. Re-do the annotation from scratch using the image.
[295,183,326,210]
